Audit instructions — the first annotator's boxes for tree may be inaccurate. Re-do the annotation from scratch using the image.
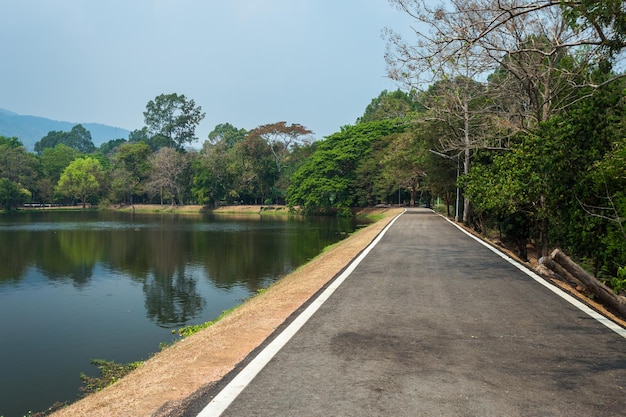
[0,136,38,193]
[66,124,96,153]
[34,124,96,154]
[357,89,423,123]
[145,147,186,205]
[238,133,278,204]
[287,120,407,215]
[110,142,153,206]
[386,0,626,123]
[193,141,234,206]
[143,93,205,150]
[56,157,106,208]
[40,144,82,183]
[98,138,127,155]
[0,178,30,210]
[207,123,247,147]
[381,129,429,207]
[586,137,626,275]
[247,122,313,174]
[420,75,502,222]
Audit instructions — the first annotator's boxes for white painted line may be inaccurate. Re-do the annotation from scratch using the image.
[440,214,626,339]
[197,210,406,417]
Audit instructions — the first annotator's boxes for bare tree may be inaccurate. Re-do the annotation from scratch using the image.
[386,0,625,128]
[146,147,186,205]
[386,16,504,222]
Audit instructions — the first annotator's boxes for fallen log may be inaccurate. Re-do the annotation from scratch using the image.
[551,249,626,318]
[537,256,585,289]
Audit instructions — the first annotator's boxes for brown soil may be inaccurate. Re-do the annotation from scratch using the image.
[49,207,402,417]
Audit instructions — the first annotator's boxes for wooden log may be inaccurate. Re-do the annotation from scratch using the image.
[537,256,585,288]
[551,249,626,318]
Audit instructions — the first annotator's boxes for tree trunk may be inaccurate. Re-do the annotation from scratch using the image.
[462,98,471,224]
[539,195,549,257]
[550,249,626,318]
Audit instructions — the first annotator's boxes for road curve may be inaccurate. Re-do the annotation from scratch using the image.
[195,208,626,416]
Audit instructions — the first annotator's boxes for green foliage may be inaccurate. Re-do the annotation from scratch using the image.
[34,124,96,154]
[79,359,142,395]
[0,138,38,194]
[98,138,127,155]
[110,142,152,205]
[40,144,82,182]
[143,93,205,150]
[0,178,29,210]
[287,120,407,214]
[357,89,424,123]
[56,157,106,207]
[561,0,626,54]
[611,266,626,293]
[0,135,23,148]
[207,122,247,147]
[464,73,626,272]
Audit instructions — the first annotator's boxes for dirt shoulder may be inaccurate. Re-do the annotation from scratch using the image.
[50,207,402,417]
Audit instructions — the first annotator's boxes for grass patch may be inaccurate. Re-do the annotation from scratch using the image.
[173,306,238,339]
[79,359,143,395]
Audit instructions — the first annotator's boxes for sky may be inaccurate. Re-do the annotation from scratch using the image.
[1,0,416,145]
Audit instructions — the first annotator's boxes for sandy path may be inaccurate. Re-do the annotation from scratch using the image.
[50,208,402,417]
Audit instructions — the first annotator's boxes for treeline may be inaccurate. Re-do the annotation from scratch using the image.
[0,92,423,212]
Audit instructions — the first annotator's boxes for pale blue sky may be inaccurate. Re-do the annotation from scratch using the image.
[1,0,415,144]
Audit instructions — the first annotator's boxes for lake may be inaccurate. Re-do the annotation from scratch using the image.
[0,210,365,417]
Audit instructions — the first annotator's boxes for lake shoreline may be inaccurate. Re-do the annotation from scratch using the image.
[48,207,403,417]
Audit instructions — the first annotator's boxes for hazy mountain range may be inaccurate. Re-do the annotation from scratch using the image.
[0,108,131,151]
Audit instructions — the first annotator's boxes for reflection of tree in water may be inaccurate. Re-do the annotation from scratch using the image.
[143,268,205,328]
[141,227,205,327]
[197,217,358,292]
[0,231,33,283]
[32,230,95,288]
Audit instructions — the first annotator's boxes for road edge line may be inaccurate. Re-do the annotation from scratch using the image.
[196,209,406,416]
[438,212,626,339]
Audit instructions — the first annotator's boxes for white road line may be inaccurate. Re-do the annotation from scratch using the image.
[197,210,406,417]
[441,214,626,339]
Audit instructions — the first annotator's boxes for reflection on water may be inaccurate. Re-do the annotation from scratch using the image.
[0,210,363,417]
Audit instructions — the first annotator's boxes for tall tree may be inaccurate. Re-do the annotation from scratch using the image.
[143,93,205,150]
[247,122,313,174]
[207,123,247,147]
[34,124,96,154]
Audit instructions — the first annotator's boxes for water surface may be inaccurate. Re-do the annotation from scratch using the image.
[0,210,363,417]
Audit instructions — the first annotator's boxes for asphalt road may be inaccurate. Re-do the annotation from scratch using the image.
[195,209,626,416]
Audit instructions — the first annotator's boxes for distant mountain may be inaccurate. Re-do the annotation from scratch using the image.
[0,108,131,151]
